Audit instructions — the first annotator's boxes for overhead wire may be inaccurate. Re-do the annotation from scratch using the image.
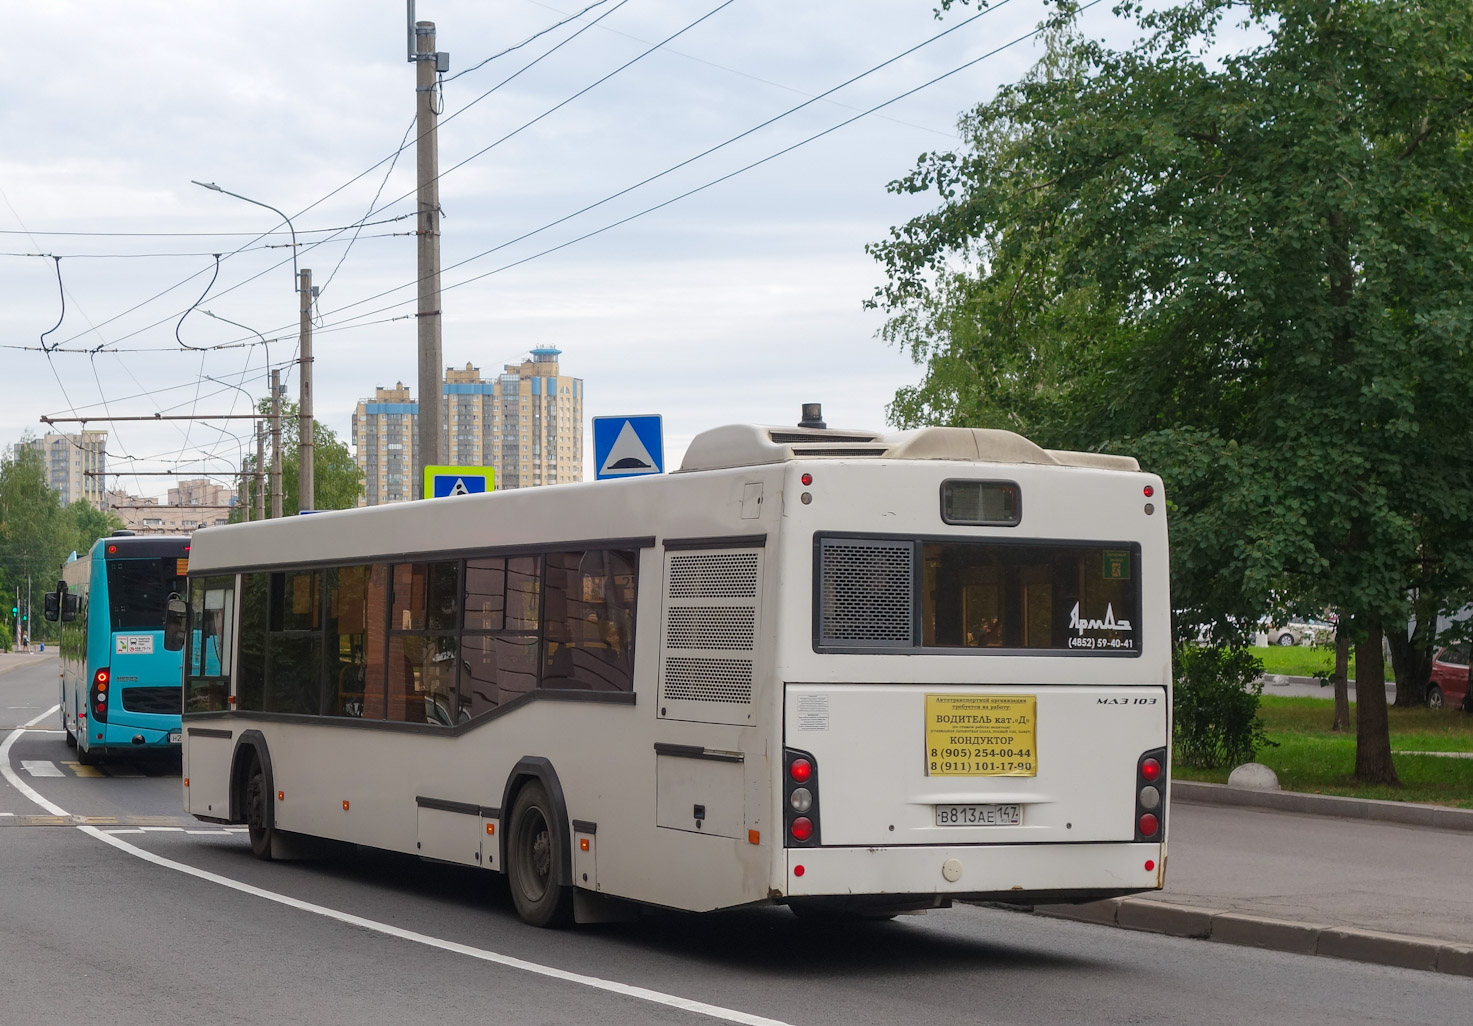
[442,0,619,83]
[291,0,1036,335]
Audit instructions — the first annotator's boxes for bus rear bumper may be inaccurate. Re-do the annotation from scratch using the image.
[783,841,1164,901]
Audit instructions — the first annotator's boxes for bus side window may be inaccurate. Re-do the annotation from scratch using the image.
[542,550,638,693]
[265,570,324,716]
[185,575,234,713]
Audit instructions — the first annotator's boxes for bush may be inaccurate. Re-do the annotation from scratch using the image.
[0,621,11,652]
[1174,645,1275,768]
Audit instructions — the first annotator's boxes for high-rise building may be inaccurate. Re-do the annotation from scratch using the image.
[351,383,418,506]
[23,431,108,508]
[351,350,584,506]
[446,348,584,490]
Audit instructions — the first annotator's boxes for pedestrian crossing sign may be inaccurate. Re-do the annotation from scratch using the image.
[423,465,495,499]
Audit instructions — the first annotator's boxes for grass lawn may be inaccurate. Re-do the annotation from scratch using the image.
[1251,645,1356,679]
[1174,696,1473,808]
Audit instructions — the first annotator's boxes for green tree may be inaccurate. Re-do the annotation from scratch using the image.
[0,441,74,635]
[66,499,123,560]
[870,0,1473,783]
[234,399,363,520]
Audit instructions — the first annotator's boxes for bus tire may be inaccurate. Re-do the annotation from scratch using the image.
[245,758,276,860]
[76,740,99,766]
[507,781,573,928]
[64,723,77,748]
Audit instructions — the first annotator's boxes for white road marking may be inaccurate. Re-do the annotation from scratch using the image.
[18,728,64,734]
[185,829,232,835]
[138,826,185,832]
[20,760,63,777]
[104,829,146,834]
[3,704,793,1026]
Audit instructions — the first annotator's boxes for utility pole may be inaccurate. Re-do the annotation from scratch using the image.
[254,421,266,522]
[270,368,284,519]
[299,267,315,512]
[415,18,446,496]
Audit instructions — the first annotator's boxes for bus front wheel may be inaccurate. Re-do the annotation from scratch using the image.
[245,761,275,860]
[506,781,572,928]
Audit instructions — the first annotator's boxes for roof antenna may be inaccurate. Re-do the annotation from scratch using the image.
[798,403,826,429]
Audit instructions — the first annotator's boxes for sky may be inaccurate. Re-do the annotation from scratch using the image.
[0,0,1150,500]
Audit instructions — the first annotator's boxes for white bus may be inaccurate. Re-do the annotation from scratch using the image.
[179,415,1171,926]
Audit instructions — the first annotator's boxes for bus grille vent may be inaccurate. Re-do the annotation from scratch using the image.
[667,552,758,599]
[121,686,183,714]
[665,607,756,650]
[661,549,762,723]
[819,539,914,646]
[662,657,754,704]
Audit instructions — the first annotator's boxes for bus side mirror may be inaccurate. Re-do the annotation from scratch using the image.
[44,593,60,622]
[62,594,79,622]
[163,596,188,651]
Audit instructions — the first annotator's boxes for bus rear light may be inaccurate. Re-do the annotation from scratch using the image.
[801,473,813,486]
[783,748,821,847]
[1143,485,1155,497]
[89,667,111,723]
[1135,747,1167,842]
[793,864,805,877]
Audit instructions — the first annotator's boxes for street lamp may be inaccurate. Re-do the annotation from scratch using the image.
[191,180,299,289]
[192,180,313,512]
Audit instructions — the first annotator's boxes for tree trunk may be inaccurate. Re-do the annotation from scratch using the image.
[1331,621,1351,732]
[1353,618,1399,785]
[1388,595,1434,707]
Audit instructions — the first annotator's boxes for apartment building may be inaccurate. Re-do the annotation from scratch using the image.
[23,431,108,507]
[352,349,584,506]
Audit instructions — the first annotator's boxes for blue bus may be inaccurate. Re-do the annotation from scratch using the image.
[50,533,190,764]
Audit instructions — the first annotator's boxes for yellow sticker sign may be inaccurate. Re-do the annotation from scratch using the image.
[926,694,1037,777]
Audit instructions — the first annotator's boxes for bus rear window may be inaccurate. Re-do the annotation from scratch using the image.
[921,542,1138,652]
[108,558,188,632]
[816,536,1140,654]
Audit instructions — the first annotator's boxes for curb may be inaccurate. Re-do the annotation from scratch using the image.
[1030,898,1473,978]
[1173,780,1473,833]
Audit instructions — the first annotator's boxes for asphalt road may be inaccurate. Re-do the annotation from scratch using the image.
[3,658,1469,1026]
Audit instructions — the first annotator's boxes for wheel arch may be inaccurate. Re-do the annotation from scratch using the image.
[499,756,572,887]
[229,729,274,828]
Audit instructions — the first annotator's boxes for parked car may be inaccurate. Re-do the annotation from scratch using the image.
[1428,644,1472,710]
[1261,618,1335,647]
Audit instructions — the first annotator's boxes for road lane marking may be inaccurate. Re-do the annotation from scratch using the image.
[20,760,63,777]
[3,705,794,1026]
[62,762,104,778]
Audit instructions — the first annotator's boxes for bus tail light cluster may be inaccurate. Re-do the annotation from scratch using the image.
[1135,747,1166,840]
[784,748,821,847]
[90,667,111,724]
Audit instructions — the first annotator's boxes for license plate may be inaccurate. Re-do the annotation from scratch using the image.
[934,803,1022,827]
[168,732,182,744]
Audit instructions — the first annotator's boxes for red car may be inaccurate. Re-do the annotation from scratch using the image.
[1428,644,1472,710]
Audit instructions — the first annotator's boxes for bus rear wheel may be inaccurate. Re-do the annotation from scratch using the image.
[76,739,98,766]
[245,761,275,860]
[507,781,572,928]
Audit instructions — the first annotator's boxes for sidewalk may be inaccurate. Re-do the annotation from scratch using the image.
[0,651,56,677]
[1031,788,1473,977]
